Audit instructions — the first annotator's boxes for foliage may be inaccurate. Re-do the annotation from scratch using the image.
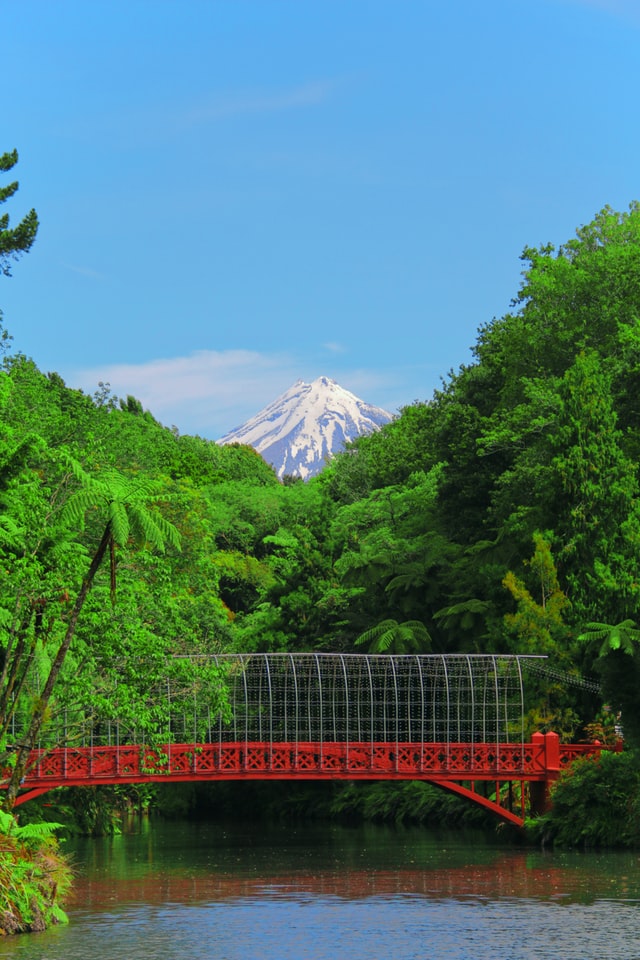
[0,150,38,277]
[328,781,494,828]
[4,200,640,838]
[502,533,570,656]
[0,810,71,934]
[0,456,184,809]
[533,751,640,848]
[43,785,155,836]
[355,619,431,654]
[578,619,640,748]
[579,619,640,657]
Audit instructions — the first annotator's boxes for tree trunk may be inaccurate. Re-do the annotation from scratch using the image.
[3,523,112,811]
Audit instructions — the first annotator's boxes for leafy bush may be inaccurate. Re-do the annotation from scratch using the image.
[533,750,640,847]
[0,810,72,935]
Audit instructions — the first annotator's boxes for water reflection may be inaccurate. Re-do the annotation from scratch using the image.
[2,821,640,960]
[66,819,640,907]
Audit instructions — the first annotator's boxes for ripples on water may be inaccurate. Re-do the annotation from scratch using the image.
[2,821,640,960]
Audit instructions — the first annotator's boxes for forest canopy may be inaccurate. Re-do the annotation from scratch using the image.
[3,203,640,809]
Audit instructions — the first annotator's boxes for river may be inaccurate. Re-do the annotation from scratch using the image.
[2,819,640,959]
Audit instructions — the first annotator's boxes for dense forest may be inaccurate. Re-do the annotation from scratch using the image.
[3,201,640,860]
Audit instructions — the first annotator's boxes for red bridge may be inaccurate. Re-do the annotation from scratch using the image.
[3,653,611,826]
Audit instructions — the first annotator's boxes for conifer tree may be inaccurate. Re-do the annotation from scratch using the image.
[0,150,38,277]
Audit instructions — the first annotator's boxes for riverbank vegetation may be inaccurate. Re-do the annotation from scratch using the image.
[529,751,640,848]
[0,810,71,934]
[2,177,640,932]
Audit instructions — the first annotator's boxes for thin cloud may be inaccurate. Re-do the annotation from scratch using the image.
[69,349,302,437]
[63,81,335,148]
[323,341,347,354]
[66,350,427,438]
[183,81,334,126]
[60,261,106,280]
[560,0,640,23]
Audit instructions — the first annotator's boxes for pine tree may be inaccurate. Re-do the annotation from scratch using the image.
[0,150,38,277]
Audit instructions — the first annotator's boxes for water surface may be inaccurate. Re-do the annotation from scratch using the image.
[3,820,640,959]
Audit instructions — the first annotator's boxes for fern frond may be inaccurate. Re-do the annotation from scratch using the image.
[354,619,395,647]
[45,535,88,566]
[11,821,64,841]
[128,502,180,552]
[0,808,14,834]
[433,599,492,630]
[385,573,419,594]
[355,618,431,654]
[578,620,640,657]
[56,449,90,484]
[0,514,24,548]
[371,629,392,651]
[119,473,160,502]
[153,512,181,551]
[108,500,130,547]
[59,488,97,530]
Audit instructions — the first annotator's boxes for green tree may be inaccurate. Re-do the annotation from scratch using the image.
[502,533,570,656]
[0,150,38,277]
[355,619,431,654]
[550,351,640,625]
[2,466,181,810]
[329,467,453,645]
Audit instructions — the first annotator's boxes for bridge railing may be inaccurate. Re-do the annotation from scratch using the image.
[11,731,609,788]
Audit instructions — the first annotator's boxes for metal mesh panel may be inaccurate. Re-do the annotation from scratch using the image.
[23,653,537,748]
[204,653,530,746]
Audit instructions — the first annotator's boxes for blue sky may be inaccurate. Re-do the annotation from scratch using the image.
[3,0,640,438]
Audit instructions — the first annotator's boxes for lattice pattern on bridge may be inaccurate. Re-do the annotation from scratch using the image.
[10,653,544,750]
[164,653,537,748]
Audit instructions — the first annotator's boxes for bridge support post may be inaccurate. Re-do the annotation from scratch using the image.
[529,731,561,817]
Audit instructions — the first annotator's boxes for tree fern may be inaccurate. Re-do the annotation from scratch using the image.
[433,598,493,631]
[355,619,431,654]
[0,808,63,842]
[2,465,181,810]
[578,619,640,656]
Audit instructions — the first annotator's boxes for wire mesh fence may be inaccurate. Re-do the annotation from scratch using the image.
[19,653,544,749]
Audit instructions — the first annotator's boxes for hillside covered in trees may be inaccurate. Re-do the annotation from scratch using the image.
[3,204,640,817]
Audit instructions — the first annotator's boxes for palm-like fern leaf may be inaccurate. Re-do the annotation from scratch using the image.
[355,619,431,654]
[578,620,640,656]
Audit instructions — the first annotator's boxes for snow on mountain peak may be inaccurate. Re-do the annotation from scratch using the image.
[217,377,393,479]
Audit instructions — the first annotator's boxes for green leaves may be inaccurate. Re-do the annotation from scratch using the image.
[60,466,181,552]
[355,619,431,654]
[578,620,640,657]
[0,149,38,277]
[433,598,493,633]
[537,751,640,848]
[502,534,570,656]
[0,809,63,845]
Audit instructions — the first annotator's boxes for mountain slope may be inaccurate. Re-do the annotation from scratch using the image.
[217,376,393,479]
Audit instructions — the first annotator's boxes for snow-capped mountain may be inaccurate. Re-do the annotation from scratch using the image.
[217,376,394,480]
